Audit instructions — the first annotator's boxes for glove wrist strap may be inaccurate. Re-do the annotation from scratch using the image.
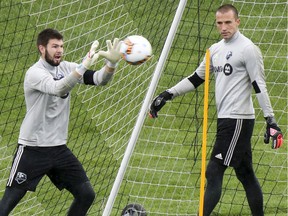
[75,64,87,75]
[106,60,118,69]
[265,116,276,125]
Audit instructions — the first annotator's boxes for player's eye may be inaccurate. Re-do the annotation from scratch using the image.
[52,45,64,49]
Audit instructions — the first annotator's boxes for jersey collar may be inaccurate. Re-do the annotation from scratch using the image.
[224,30,240,44]
[39,57,57,72]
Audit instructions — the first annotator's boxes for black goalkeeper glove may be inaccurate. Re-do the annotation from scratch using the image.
[149,90,173,118]
[264,117,283,149]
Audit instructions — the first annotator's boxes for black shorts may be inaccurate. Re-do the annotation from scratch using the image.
[7,144,89,191]
[210,118,254,167]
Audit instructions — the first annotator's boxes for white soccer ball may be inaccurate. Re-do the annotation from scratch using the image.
[120,35,152,65]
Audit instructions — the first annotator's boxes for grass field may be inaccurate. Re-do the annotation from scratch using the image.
[0,0,287,215]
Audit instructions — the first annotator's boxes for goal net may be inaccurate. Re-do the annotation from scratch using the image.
[0,0,286,215]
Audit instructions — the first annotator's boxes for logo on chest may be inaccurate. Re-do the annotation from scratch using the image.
[213,63,233,76]
[213,51,234,76]
[223,63,233,75]
[54,73,64,80]
[226,51,232,60]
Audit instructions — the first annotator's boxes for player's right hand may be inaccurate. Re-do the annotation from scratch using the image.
[264,117,283,149]
[76,40,99,75]
[149,90,173,118]
[98,38,122,68]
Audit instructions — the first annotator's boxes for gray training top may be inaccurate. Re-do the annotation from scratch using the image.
[169,31,274,119]
[18,58,112,147]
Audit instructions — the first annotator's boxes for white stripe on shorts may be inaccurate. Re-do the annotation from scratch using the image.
[7,145,25,187]
[224,119,243,166]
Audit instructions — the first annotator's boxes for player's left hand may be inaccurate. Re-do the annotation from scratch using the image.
[76,40,99,75]
[98,38,122,67]
[149,90,173,118]
[264,117,283,149]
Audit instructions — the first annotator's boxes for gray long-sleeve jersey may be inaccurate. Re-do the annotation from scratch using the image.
[169,31,274,119]
[18,58,112,147]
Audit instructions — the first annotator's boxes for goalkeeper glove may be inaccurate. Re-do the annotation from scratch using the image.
[76,40,99,75]
[149,90,173,118]
[264,116,283,149]
[98,38,122,68]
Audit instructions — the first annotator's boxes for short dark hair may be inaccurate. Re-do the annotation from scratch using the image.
[37,28,63,48]
[216,4,239,19]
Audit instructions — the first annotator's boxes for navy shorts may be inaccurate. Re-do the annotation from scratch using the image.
[210,118,254,167]
[7,144,89,191]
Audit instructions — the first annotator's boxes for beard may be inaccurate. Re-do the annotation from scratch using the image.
[45,50,61,66]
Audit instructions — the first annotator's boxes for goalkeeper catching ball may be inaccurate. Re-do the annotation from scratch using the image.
[149,4,283,216]
[0,28,122,216]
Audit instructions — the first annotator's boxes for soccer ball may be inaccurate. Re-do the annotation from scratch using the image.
[121,203,147,216]
[120,35,152,65]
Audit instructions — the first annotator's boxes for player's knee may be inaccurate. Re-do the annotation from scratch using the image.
[205,160,222,182]
[234,164,255,184]
[80,182,95,204]
[72,181,95,205]
[86,188,96,205]
[205,165,214,182]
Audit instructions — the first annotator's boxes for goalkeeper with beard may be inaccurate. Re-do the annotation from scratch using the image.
[149,4,283,216]
[0,28,122,216]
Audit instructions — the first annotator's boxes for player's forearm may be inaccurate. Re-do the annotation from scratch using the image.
[91,60,118,85]
[81,64,115,86]
[51,71,80,96]
[168,72,204,99]
[252,79,274,117]
[169,78,195,99]
[93,66,115,86]
[256,91,274,117]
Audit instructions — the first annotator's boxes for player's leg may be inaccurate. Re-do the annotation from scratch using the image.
[232,118,263,215]
[0,145,48,215]
[0,187,27,216]
[66,181,96,216]
[203,118,235,216]
[203,159,227,216]
[234,155,263,216]
[48,145,95,216]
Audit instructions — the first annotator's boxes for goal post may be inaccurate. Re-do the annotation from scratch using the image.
[0,0,287,216]
[103,1,187,215]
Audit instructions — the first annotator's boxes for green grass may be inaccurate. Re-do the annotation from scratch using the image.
[0,0,287,215]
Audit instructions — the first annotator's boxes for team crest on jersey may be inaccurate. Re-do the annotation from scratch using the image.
[226,51,232,60]
[223,63,233,76]
[54,73,64,80]
[15,172,27,184]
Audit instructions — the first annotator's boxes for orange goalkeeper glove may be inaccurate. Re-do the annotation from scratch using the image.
[264,117,283,149]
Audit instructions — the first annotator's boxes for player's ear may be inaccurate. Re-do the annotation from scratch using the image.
[236,18,240,25]
[38,45,45,55]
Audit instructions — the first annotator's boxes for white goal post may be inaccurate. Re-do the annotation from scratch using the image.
[103,1,188,215]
